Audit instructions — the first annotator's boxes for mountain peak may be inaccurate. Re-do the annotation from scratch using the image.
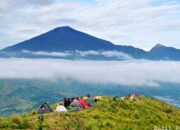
[150,43,166,51]
[53,26,75,31]
[154,43,165,48]
[52,26,75,31]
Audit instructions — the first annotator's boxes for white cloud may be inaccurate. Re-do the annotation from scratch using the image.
[0,58,180,87]
[0,0,8,9]
[0,0,180,50]
[22,50,132,59]
[22,50,72,57]
[100,51,132,59]
[33,51,72,57]
[75,50,132,59]
[75,50,99,57]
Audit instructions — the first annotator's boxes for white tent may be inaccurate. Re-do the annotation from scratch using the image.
[55,105,68,112]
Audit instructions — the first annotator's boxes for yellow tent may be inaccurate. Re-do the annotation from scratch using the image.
[94,96,103,100]
[129,95,135,101]
[83,96,89,100]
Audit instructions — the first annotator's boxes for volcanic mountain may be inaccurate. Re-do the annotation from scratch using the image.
[1,26,180,60]
[1,26,146,59]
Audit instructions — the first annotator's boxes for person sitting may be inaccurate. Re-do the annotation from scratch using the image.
[67,98,71,107]
[87,94,90,98]
[64,98,68,108]
[70,98,74,103]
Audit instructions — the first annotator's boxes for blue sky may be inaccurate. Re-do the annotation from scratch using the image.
[0,0,180,50]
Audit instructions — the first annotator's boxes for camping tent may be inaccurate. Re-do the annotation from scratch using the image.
[68,100,83,112]
[85,98,95,106]
[38,103,53,114]
[83,96,88,100]
[78,98,89,108]
[94,96,103,101]
[55,105,68,112]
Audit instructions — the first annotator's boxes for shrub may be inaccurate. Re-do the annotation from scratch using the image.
[0,117,9,128]
[9,115,29,129]
[29,110,37,116]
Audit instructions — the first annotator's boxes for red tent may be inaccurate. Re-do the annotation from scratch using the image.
[78,98,89,108]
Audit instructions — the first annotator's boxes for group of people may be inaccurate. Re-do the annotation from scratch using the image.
[119,93,142,101]
[55,94,96,112]
[38,94,143,114]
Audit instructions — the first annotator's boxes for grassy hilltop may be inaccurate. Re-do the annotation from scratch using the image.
[0,96,180,130]
[1,79,180,117]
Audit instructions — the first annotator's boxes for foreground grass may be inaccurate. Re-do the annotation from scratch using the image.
[0,96,180,130]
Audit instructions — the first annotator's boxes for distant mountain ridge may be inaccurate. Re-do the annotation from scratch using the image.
[149,43,180,60]
[1,26,180,60]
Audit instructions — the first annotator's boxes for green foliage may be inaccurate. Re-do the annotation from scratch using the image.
[0,117,8,128]
[28,110,37,116]
[0,96,179,130]
[36,115,47,130]
[8,115,29,129]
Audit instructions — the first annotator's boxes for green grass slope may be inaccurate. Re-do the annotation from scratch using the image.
[0,96,180,130]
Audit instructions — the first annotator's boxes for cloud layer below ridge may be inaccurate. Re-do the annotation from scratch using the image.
[0,58,180,87]
[22,50,132,59]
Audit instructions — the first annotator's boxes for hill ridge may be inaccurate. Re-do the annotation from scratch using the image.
[0,94,180,130]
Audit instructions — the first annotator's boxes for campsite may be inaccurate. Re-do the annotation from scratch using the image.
[37,94,142,115]
[0,94,180,130]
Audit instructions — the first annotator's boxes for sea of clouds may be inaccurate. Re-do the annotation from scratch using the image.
[0,58,180,87]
